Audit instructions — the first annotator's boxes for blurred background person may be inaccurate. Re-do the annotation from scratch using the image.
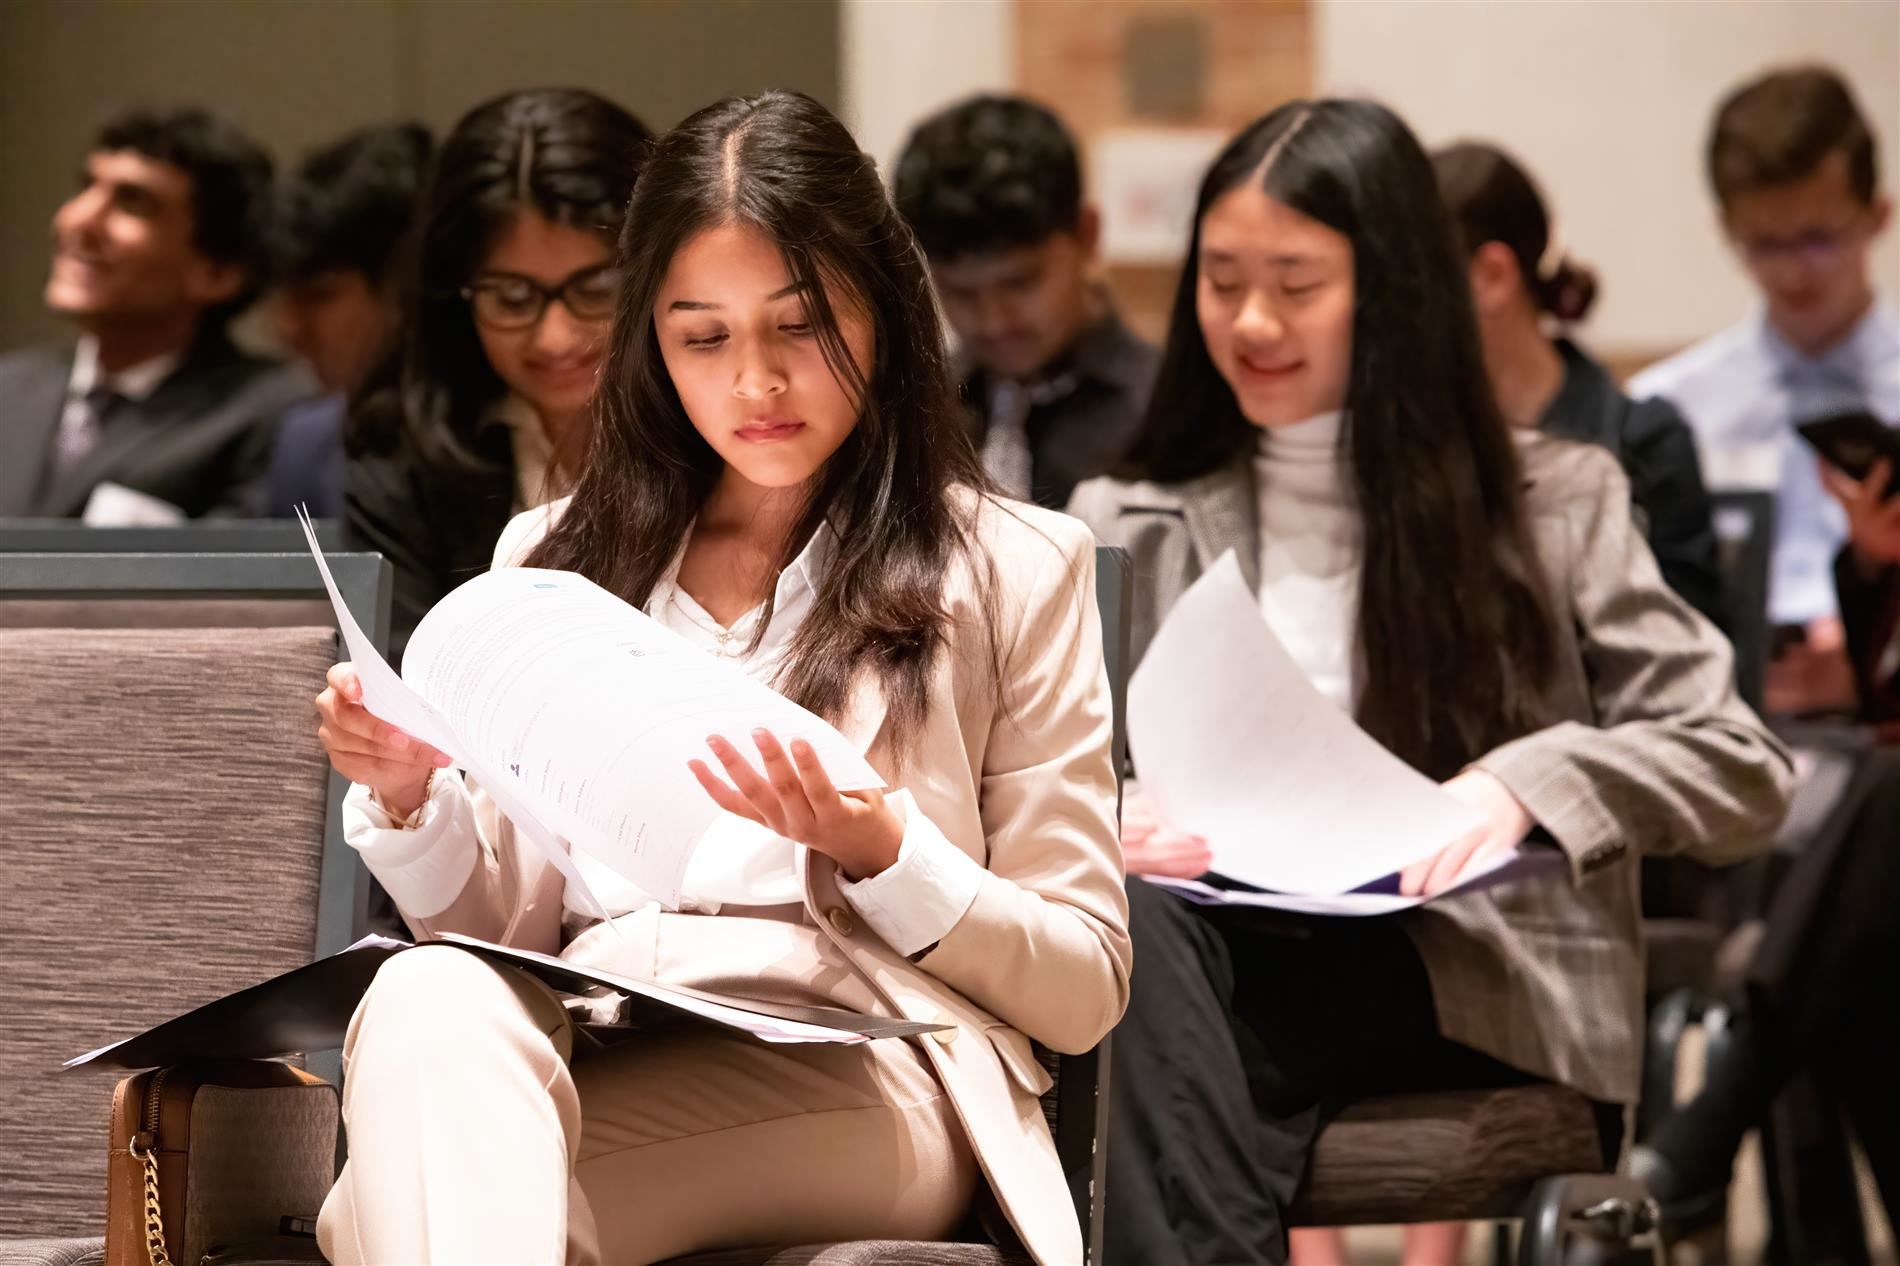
[1828,453,1900,730]
[0,104,311,521]
[345,88,650,655]
[1436,140,1727,629]
[893,95,1158,509]
[265,121,434,518]
[1631,66,1896,718]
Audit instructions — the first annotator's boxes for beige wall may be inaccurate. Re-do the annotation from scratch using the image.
[840,0,1013,173]
[1315,0,1900,362]
[0,0,839,349]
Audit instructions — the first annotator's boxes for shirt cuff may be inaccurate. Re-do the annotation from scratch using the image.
[342,774,480,919]
[835,790,985,957]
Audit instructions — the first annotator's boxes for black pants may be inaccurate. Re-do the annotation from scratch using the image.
[1103,877,1536,1266]
[1747,747,1900,1220]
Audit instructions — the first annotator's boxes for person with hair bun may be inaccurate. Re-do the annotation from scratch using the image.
[1435,141,1726,628]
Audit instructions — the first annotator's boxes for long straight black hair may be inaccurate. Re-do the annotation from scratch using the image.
[352,88,651,465]
[528,91,997,756]
[1124,99,1558,779]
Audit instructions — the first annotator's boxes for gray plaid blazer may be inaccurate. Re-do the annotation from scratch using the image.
[1067,433,1794,1104]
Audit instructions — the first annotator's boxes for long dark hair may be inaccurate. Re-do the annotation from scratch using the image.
[527,90,995,756]
[1434,141,1598,323]
[352,89,651,463]
[1124,99,1557,779]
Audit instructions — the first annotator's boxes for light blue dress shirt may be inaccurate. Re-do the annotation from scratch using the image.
[1630,300,1900,625]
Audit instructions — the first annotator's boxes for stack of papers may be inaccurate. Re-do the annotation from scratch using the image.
[1127,552,1558,916]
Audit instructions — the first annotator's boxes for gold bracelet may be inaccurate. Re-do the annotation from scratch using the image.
[404,768,437,828]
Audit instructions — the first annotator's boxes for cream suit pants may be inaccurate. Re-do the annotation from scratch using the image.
[316,945,979,1266]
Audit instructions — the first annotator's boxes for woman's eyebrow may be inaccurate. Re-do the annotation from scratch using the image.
[1201,248,1319,268]
[667,281,809,313]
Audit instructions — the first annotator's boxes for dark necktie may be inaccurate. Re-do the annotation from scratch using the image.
[53,384,120,479]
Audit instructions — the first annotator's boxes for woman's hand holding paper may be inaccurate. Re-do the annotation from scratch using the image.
[1119,790,1214,879]
[690,729,905,880]
[315,662,453,820]
[1398,768,1534,897]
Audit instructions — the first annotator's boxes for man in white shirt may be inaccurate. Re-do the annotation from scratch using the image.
[0,105,313,521]
[1631,66,1896,717]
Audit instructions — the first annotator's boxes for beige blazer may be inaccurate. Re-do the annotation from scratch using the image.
[1068,434,1794,1105]
[397,493,1131,1266]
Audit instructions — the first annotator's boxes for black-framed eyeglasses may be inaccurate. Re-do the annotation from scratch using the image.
[461,265,620,330]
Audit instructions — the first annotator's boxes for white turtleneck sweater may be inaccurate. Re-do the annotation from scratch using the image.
[1251,410,1362,711]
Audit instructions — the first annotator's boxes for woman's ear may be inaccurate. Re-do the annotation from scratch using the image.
[1467,241,1522,317]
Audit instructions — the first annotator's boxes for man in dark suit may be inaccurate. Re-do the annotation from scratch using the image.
[894,96,1159,510]
[263,122,434,519]
[0,105,312,521]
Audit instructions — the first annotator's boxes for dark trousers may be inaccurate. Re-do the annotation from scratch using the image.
[1103,877,1534,1266]
[1748,748,1900,1229]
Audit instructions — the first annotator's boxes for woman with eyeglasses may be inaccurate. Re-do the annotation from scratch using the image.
[346,88,651,655]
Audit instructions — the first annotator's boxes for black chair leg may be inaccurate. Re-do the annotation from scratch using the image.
[1517,1175,1662,1266]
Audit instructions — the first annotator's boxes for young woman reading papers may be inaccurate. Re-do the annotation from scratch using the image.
[312,92,1128,1266]
[1066,99,1794,1266]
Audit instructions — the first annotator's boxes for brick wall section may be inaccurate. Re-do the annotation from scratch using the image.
[1016,0,1314,342]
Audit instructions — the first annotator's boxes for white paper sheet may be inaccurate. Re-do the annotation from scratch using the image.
[1126,551,1486,895]
[300,511,880,911]
[301,510,612,921]
[402,566,883,906]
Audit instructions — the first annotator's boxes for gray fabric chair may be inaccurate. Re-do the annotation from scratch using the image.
[0,552,386,1256]
[0,521,345,554]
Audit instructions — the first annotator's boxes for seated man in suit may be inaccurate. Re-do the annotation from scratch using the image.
[893,95,1158,509]
[265,122,434,519]
[0,105,313,521]
[1630,66,1896,718]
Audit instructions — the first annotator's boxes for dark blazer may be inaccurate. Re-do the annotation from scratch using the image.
[960,310,1160,511]
[1835,548,1900,724]
[265,394,347,519]
[0,330,314,518]
[344,406,514,663]
[1069,434,1792,1103]
[1540,338,1725,629]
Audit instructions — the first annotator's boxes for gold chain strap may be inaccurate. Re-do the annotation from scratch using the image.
[128,1135,174,1266]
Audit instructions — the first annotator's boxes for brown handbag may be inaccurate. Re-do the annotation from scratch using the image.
[105,1060,339,1266]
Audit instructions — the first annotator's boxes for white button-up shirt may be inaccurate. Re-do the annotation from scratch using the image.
[342,521,986,956]
[1630,300,1900,625]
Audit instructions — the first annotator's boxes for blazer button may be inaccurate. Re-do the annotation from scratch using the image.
[929,1013,959,1045]
[826,907,856,938]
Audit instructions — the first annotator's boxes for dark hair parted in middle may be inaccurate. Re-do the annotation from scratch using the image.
[892,94,1083,262]
[527,90,998,755]
[1124,98,1558,779]
[1434,141,1599,323]
[363,88,652,462]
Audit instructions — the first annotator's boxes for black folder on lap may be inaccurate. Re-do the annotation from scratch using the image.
[67,935,944,1071]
